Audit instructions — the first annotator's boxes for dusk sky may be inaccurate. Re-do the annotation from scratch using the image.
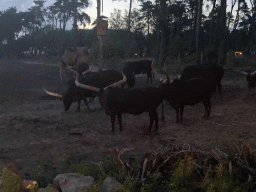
[0,0,141,29]
[0,0,252,29]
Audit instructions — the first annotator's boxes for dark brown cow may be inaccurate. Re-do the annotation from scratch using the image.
[122,59,154,87]
[75,73,164,134]
[162,74,217,123]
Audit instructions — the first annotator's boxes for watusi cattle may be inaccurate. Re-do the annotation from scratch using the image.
[122,59,154,87]
[162,74,217,123]
[246,71,256,89]
[75,73,165,134]
[44,69,123,112]
[180,50,224,94]
[60,47,90,81]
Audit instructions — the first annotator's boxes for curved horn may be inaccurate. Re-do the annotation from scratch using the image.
[162,72,171,84]
[104,72,127,90]
[75,74,101,92]
[43,87,63,98]
[135,71,143,78]
[81,65,93,75]
[152,62,165,81]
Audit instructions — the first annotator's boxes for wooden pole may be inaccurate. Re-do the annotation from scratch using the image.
[97,0,103,70]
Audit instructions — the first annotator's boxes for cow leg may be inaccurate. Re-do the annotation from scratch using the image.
[179,106,185,122]
[110,113,116,133]
[77,100,81,112]
[175,108,180,123]
[82,98,92,112]
[117,112,123,131]
[161,100,165,122]
[202,97,211,117]
[153,110,159,133]
[148,111,155,134]
[146,74,149,84]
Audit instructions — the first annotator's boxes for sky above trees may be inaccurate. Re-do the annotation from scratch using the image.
[0,0,141,29]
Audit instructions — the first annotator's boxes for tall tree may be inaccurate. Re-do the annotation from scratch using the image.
[0,7,22,43]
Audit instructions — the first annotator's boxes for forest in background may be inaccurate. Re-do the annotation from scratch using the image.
[0,0,255,67]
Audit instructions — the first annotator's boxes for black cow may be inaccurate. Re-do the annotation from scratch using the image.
[122,59,154,87]
[44,69,123,112]
[180,51,224,94]
[162,74,217,123]
[246,71,256,89]
[75,74,164,134]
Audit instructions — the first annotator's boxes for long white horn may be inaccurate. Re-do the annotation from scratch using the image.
[104,72,127,90]
[43,87,63,98]
[135,71,143,77]
[75,74,101,92]
[152,63,165,81]
[81,65,93,75]
[67,66,79,75]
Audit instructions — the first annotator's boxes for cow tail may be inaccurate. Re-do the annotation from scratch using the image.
[161,100,165,122]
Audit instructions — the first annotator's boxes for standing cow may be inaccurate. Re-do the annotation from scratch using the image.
[75,73,164,134]
[60,47,90,82]
[180,50,224,94]
[162,74,217,123]
[122,59,154,87]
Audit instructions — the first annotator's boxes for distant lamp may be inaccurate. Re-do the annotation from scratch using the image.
[97,15,108,36]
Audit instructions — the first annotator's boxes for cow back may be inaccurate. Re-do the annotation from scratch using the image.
[101,86,163,115]
[164,78,216,106]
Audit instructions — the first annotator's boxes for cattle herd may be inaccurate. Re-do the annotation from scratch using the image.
[43,47,255,135]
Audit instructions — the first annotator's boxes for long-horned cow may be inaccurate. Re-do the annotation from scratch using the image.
[75,73,164,134]
[44,69,124,112]
[60,47,90,81]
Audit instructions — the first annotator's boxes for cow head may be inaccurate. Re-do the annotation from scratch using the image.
[43,87,72,111]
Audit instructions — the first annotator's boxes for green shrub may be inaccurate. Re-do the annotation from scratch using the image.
[1,167,22,192]
[168,156,198,192]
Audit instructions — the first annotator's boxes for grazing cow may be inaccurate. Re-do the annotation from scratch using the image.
[75,74,164,134]
[161,74,217,123]
[122,59,154,87]
[180,51,224,94]
[60,47,90,81]
[44,69,123,112]
[246,71,256,89]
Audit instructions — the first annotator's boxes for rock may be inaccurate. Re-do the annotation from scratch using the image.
[100,176,122,192]
[53,173,94,192]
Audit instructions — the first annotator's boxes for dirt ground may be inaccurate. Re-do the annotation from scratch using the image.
[1,59,256,179]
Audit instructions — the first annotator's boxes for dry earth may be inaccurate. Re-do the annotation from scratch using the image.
[0,59,256,179]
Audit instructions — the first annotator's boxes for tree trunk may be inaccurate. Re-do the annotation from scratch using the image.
[196,0,203,63]
[218,0,227,66]
[159,0,168,68]
[128,0,132,31]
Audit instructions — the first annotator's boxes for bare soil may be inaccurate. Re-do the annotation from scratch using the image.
[0,59,256,179]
